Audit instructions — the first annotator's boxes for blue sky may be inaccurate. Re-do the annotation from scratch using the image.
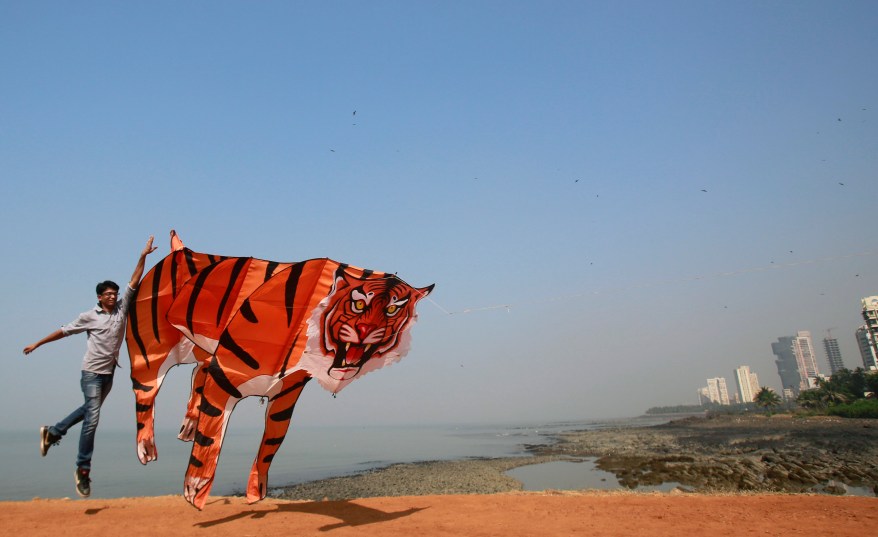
[1,1,877,435]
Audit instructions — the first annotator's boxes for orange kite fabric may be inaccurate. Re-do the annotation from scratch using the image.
[126,231,433,509]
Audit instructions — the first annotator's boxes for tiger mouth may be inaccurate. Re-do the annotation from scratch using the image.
[327,342,378,380]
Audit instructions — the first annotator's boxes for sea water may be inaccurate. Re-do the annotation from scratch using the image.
[0,417,666,501]
[508,460,684,493]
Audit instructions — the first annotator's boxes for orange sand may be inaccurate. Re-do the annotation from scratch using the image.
[1,492,874,536]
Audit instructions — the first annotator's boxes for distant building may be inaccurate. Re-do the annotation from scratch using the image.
[792,331,820,384]
[856,326,877,371]
[697,387,711,405]
[805,375,828,390]
[822,334,845,374]
[771,331,821,394]
[771,336,805,395]
[859,296,878,371]
[734,365,760,403]
[706,377,730,405]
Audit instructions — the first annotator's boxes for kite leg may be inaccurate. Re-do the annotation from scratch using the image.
[183,370,237,510]
[246,372,311,504]
[178,347,211,442]
[128,241,219,464]
[132,336,196,463]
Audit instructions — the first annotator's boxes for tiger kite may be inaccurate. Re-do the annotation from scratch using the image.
[126,231,433,509]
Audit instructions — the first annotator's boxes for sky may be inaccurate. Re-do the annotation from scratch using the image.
[1,1,877,434]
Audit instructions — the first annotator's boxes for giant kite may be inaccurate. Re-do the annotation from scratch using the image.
[126,231,433,509]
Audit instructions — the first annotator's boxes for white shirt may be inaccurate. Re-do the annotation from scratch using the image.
[61,285,135,374]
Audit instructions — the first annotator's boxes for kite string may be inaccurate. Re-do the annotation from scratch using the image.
[426,250,878,316]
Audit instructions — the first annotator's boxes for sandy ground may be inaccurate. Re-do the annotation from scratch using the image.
[2,492,875,536]
[7,415,874,535]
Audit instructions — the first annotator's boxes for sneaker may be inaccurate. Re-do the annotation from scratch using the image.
[75,467,91,497]
[39,426,61,457]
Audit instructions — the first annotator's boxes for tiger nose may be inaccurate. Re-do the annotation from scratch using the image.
[356,323,376,341]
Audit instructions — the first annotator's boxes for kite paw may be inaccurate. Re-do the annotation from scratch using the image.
[177,418,197,442]
[137,438,158,464]
[184,476,212,510]
[246,472,268,504]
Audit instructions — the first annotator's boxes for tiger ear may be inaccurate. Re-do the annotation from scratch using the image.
[413,284,435,301]
[333,271,357,291]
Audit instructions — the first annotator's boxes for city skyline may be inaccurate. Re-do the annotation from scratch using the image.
[697,294,878,407]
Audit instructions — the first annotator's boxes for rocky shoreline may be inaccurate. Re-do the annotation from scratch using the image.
[537,413,878,495]
[271,414,878,500]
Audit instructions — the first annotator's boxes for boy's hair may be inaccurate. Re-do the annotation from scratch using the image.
[96,280,120,296]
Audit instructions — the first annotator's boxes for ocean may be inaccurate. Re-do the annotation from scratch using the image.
[0,417,667,501]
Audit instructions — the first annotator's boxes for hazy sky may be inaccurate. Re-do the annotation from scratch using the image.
[2,1,876,435]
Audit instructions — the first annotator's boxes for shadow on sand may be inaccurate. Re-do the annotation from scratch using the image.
[195,499,429,532]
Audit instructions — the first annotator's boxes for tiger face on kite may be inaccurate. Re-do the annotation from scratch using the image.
[307,271,424,384]
[126,231,433,509]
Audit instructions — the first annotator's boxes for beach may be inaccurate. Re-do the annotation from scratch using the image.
[4,415,876,535]
[272,413,878,499]
[3,493,875,536]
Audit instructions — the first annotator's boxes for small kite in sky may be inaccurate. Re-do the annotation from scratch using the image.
[127,231,433,509]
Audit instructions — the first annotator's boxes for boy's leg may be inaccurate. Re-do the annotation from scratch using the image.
[75,372,113,470]
[41,370,89,456]
[51,394,87,437]
[73,372,112,497]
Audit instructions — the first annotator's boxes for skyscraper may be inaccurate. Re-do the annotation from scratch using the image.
[771,336,804,395]
[860,296,878,371]
[734,365,760,403]
[792,331,820,382]
[856,326,878,371]
[697,387,711,405]
[706,377,730,405]
[771,331,820,394]
[822,333,845,374]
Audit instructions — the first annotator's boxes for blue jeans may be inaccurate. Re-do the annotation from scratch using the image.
[50,371,114,470]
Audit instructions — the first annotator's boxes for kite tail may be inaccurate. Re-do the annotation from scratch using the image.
[170,229,185,251]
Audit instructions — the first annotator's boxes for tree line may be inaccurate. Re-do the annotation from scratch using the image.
[647,368,878,419]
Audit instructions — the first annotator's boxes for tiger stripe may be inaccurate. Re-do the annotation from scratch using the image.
[239,300,258,323]
[186,263,221,334]
[283,262,305,326]
[217,331,260,370]
[215,257,250,326]
[149,259,164,343]
[206,356,244,398]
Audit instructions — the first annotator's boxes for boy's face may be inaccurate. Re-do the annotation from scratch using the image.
[98,289,118,311]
